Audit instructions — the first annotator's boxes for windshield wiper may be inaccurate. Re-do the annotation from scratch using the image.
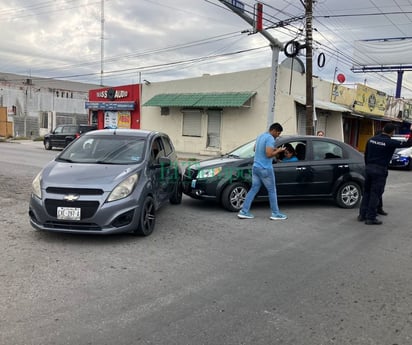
[57,157,74,163]
[227,154,240,158]
[95,160,119,164]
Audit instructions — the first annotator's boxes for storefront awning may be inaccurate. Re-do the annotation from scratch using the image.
[294,96,352,112]
[361,114,403,122]
[143,92,256,108]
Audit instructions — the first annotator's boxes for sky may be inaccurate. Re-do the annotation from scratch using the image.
[1,0,412,98]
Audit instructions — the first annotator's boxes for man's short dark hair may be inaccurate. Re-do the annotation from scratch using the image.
[383,123,395,134]
[269,123,283,132]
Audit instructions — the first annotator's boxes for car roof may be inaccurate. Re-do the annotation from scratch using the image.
[278,134,345,143]
[83,128,161,139]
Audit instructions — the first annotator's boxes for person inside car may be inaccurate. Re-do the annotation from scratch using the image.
[281,143,298,162]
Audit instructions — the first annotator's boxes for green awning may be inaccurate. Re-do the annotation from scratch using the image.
[143,92,256,108]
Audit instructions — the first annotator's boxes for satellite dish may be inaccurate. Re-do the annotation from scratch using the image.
[280,57,305,74]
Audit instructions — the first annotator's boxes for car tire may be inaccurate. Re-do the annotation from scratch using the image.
[407,159,412,171]
[221,182,249,212]
[134,196,156,236]
[335,181,361,208]
[169,180,183,204]
[44,140,52,150]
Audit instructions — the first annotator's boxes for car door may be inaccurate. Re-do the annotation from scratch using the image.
[160,135,180,196]
[303,139,349,196]
[62,125,77,146]
[273,140,311,196]
[148,136,170,204]
[50,126,64,147]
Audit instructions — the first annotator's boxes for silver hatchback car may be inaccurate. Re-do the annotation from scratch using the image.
[29,129,182,236]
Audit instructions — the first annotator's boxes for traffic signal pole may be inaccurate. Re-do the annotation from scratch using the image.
[218,0,283,129]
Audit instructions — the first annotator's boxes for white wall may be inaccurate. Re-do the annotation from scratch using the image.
[141,66,344,155]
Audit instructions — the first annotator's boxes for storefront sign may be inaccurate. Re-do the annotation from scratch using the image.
[85,101,135,111]
[353,84,387,116]
[96,88,129,100]
[330,84,355,107]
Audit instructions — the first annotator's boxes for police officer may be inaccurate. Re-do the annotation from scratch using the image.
[359,123,412,225]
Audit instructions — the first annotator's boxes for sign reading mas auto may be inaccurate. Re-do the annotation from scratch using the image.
[86,84,141,129]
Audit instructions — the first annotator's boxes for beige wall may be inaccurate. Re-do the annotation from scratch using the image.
[141,66,345,155]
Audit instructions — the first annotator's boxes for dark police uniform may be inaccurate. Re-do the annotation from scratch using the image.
[359,130,412,224]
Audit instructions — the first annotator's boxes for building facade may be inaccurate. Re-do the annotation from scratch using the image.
[0,72,99,137]
[1,68,410,154]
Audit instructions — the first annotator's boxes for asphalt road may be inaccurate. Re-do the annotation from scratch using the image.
[1,141,412,345]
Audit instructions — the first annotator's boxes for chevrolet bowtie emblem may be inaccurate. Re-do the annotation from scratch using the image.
[63,194,80,202]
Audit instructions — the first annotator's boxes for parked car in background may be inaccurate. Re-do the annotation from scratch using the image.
[43,124,97,150]
[30,129,182,236]
[389,147,412,170]
[183,135,366,212]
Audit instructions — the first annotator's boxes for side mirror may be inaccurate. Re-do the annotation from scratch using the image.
[151,156,171,169]
[158,156,171,167]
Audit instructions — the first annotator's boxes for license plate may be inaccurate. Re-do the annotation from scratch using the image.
[191,179,197,188]
[57,207,81,220]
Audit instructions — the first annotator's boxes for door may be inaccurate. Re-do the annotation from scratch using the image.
[50,126,64,147]
[273,140,310,196]
[149,137,170,204]
[303,139,348,196]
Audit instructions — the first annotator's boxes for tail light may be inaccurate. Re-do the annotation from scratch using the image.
[75,133,80,138]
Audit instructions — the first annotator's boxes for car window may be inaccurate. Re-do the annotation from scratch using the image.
[63,126,76,134]
[276,141,306,161]
[151,137,165,162]
[54,126,63,134]
[313,140,343,160]
[79,125,96,134]
[162,136,174,156]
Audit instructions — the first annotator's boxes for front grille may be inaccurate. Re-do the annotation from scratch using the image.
[46,187,104,195]
[44,221,102,231]
[45,199,100,219]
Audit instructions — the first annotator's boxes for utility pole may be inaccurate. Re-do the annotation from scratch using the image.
[218,0,283,129]
[100,0,105,86]
[304,0,314,135]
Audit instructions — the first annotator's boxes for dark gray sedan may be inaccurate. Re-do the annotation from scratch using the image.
[29,129,182,236]
[183,135,366,211]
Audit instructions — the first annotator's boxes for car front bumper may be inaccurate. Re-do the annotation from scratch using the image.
[28,192,143,235]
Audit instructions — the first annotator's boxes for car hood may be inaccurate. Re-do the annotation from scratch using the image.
[187,156,250,170]
[41,161,139,190]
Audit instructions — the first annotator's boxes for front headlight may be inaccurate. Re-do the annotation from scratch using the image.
[107,173,138,202]
[32,172,42,199]
[197,167,222,179]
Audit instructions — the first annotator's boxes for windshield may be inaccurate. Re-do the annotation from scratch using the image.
[227,140,256,158]
[57,135,146,164]
[395,147,412,155]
